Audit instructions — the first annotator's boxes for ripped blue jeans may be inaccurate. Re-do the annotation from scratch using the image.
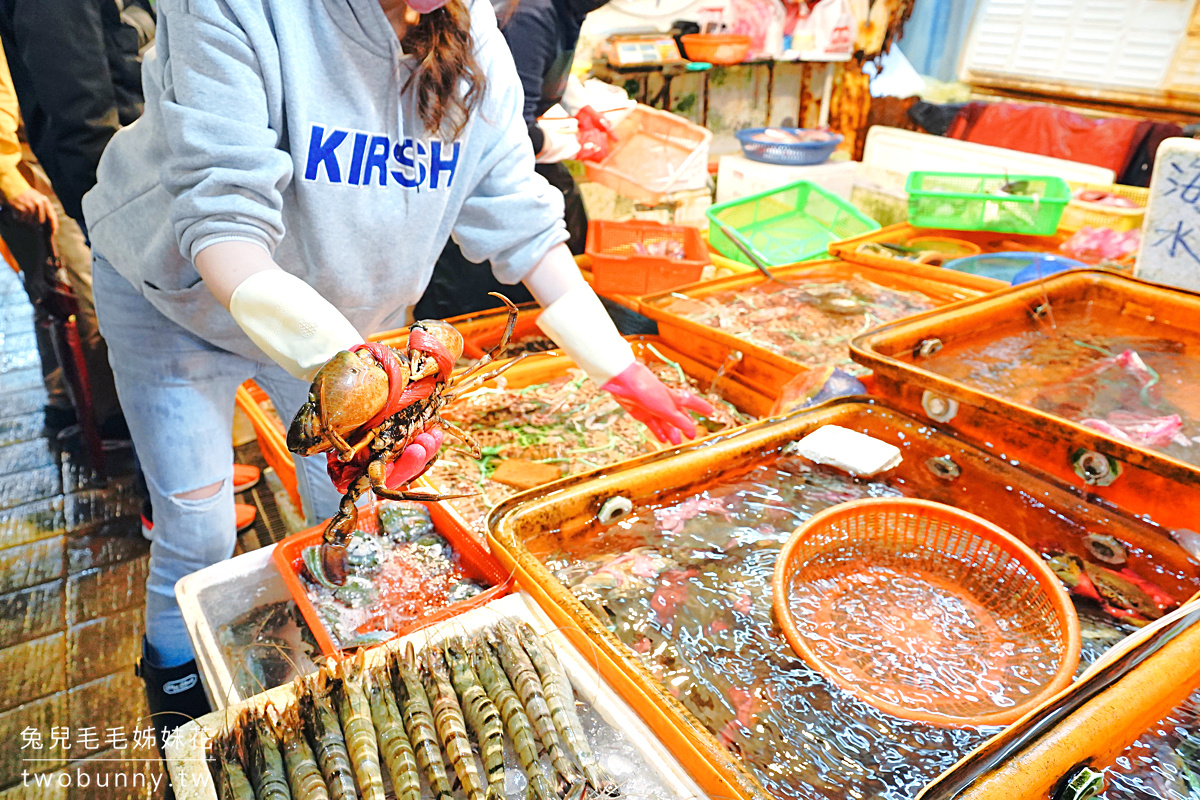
[92,253,344,668]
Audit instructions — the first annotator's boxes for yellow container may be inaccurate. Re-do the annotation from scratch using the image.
[708,247,758,278]
[1060,182,1147,232]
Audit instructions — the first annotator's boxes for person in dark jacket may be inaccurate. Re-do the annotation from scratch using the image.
[0,0,152,224]
[0,0,150,438]
[414,0,614,319]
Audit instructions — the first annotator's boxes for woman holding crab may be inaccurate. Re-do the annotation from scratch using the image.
[81,0,711,745]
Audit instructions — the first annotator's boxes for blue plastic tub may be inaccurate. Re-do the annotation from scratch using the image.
[735,128,843,166]
[942,251,1087,285]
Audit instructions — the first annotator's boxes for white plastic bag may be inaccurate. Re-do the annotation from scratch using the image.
[789,0,854,61]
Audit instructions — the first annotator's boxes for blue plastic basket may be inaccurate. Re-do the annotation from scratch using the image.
[735,129,843,166]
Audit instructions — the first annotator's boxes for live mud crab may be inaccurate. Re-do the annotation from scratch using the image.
[287,294,526,586]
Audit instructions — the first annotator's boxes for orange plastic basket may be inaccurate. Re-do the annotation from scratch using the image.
[680,33,751,64]
[234,382,299,509]
[586,220,710,296]
[772,498,1080,728]
[273,498,512,656]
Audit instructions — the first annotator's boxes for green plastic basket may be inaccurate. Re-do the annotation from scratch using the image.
[707,180,880,267]
[905,172,1070,236]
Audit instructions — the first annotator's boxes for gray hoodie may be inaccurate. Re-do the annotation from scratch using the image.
[82,0,567,361]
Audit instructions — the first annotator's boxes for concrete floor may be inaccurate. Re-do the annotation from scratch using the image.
[0,262,291,800]
[0,263,177,799]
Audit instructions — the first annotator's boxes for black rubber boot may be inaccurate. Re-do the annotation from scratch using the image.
[135,639,211,756]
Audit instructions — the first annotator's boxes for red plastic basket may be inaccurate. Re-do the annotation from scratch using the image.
[586,220,710,296]
[273,498,513,656]
[772,498,1080,727]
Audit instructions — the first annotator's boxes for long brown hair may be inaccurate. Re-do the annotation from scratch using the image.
[401,0,487,140]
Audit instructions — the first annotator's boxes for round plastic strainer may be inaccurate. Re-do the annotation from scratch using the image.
[772,498,1080,727]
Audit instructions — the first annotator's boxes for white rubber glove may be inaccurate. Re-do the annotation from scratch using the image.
[536,123,581,164]
[228,270,364,380]
[535,282,635,385]
[560,75,590,117]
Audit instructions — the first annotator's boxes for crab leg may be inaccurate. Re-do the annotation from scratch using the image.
[486,293,521,357]
[447,352,530,398]
[368,486,476,503]
[363,458,474,502]
[454,295,520,384]
[337,428,380,464]
[320,474,371,585]
[433,418,483,459]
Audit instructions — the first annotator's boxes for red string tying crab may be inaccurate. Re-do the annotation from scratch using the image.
[287,295,526,585]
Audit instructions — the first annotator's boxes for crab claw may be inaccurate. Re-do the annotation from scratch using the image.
[320,502,359,586]
[320,542,350,587]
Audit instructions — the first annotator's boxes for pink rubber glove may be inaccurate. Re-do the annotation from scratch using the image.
[383,429,445,490]
[602,363,716,446]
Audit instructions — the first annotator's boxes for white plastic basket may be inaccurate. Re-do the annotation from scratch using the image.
[585,104,712,207]
[167,593,711,800]
[176,545,317,710]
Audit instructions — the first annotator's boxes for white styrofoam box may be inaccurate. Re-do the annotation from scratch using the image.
[176,544,318,710]
[168,593,710,800]
[716,154,857,203]
[580,179,712,226]
[861,126,1115,185]
[630,187,713,227]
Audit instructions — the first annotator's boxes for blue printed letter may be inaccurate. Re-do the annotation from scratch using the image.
[347,132,369,186]
[362,136,390,187]
[428,140,460,190]
[390,139,427,189]
[304,125,346,183]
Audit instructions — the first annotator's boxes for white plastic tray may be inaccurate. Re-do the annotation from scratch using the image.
[166,593,710,800]
[861,126,1115,185]
[176,544,318,710]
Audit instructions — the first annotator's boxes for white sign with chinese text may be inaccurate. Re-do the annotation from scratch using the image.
[1136,137,1200,292]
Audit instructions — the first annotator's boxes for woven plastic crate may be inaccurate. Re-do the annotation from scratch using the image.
[707,179,880,267]
[584,105,712,206]
[586,219,709,295]
[906,172,1070,236]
